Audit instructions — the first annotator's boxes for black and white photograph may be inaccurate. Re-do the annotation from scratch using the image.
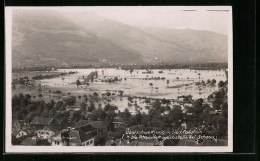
[5,6,233,153]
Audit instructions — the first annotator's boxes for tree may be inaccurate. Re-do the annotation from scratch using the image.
[207,79,211,84]
[25,111,36,123]
[168,107,183,123]
[26,104,36,111]
[80,102,87,112]
[25,94,31,100]
[49,109,57,117]
[211,79,216,86]
[36,102,44,115]
[76,79,81,87]
[213,98,223,110]
[94,132,107,146]
[218,80,225,88]
[88,102,95,112]
[55,101,64,110]
[12,94,20,107]
[201,80,206,86]
[90,108,106,120]
[93,92,99,97]
[141,115,151,126]
[128,96,133,102]
[145,99,151,104]
[106,92,111,97]
[221,102,228,119]
[15,111,24,120]
[38,94,43,100]
[118,90,124,96]
[104,103,117,112]
[83,95,89,102]
[164,139,179,146]
[41,103,50,117]
[195,82,201,86]
[71,111,84,122]
[152,100,161,110]
[64,96,76,107]
[50,99,55,107]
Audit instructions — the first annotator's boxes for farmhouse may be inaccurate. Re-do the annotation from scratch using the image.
[51,128,95,146]
[12,129,27,138]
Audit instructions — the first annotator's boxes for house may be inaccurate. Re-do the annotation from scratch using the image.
[51,128,95,146]
[51,129,69,146]
[12,130,27,138]
[208,110,217,115]
[177,96,186,101]
[20,136,37,146]
[30,116,60,130]
[91,121,110,133]
[12,119,30,130]
[30,116,60,141]
[112,121,125,129]
[74,120,111,134]
[181,122,187,130]
[36,125,59,142]
[66,105,80,111]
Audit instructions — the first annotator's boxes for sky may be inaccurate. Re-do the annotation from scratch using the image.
[10,6,232,35]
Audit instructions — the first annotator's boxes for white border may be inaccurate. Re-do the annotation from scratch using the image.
[5,6,233,153]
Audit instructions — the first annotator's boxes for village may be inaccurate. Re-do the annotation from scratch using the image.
[11,69,228,146]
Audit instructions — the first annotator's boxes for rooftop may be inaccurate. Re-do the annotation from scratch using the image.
[20,137,37,146]
[30,116,53,125]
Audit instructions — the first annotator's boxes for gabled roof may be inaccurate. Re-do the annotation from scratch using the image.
[12,130,26,136]
[90,121,110,129]
[78,129,95,143]
[73,120,90,129]
[67,130,81,144]
[20,137,37,146]
[208,110,217,115]
[12,119,24,125]
[30,116,53,125]
[73,120,110,129]
[54,128,95,144]
[40,125,59,133]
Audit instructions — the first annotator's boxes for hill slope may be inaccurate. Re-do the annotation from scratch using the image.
[11,10,228,68]
[12,10,142,67]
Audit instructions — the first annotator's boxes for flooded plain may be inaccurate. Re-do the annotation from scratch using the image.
[13,68,227,114]
[39,68,227,99]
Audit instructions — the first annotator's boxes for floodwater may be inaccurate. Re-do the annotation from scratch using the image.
[39,68,227,100]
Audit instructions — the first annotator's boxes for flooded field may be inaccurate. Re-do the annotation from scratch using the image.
[39,68,227,99]
[13,68,227,114]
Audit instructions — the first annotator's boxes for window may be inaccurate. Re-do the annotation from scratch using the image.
[86,141,89,145]
[90,140,93,144]
[57,142,59,145]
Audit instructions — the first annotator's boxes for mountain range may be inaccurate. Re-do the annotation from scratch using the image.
[11,10,228,67]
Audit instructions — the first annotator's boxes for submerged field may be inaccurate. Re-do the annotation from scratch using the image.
[12,68,227,114]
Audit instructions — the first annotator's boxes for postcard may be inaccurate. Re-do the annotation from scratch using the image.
[5,6,233,153]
